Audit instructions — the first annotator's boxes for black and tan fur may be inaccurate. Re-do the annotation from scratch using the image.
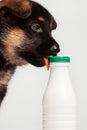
[0,0,60,105]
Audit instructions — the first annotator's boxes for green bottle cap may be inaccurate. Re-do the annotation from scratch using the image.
[49,56,70,63]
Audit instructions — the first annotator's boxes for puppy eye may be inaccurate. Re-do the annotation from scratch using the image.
[31,24,42,32]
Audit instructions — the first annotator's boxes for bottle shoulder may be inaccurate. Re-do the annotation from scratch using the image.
[43,76,76,106]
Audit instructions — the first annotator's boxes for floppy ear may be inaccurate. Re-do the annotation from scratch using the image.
[0,0,32,19]
[50,16,57,30]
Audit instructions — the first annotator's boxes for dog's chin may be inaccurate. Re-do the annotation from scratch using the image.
[28,57,45,67]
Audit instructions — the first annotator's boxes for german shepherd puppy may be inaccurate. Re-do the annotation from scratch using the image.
[0,0,60,105]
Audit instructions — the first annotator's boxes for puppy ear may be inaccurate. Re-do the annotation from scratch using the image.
[0,0,32,19]
[50,16,57,30]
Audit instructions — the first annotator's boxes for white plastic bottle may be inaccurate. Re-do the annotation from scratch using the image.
[43,56,77,130]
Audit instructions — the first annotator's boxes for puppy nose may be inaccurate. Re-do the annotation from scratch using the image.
[50,45,60,56]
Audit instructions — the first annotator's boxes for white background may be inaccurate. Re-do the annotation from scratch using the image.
[0,0,87,130]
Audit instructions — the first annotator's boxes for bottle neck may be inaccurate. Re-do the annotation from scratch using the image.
[50,63,70,79]
[50,62,70,67]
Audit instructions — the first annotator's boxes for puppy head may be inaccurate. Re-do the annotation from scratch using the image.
[0,0,60,67]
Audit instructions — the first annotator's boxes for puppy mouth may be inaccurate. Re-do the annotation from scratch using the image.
[30,56,50,69]
[35,57,50,69]
[18,49,50,68]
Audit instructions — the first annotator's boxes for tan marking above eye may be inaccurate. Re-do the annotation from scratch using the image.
[38,16,45,22]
